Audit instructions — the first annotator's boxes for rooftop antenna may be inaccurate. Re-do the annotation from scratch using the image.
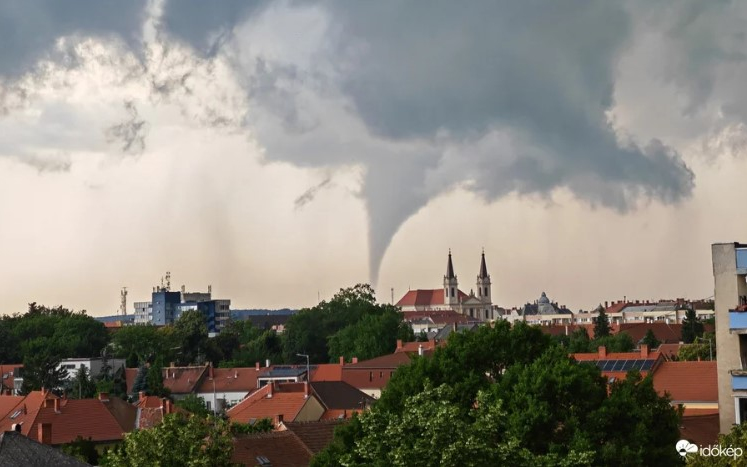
[120,287,128,316]
[208,284,212,294]
[391,288,394,305]
[165,271,171,292]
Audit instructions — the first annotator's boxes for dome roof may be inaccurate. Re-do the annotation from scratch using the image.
[538,291,550,304]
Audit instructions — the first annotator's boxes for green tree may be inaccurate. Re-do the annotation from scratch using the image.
[568,328,592,353]
[147,359,169,398]
[176,394,211,418]
[62,436,99,465]
[416,330,429,342]
[641,329,661,349]
[328,308,414,362]
[20,338,68,394]
[230,418,273,435]
[283,284,399,364]
[594,306,611,339]
[66,366,97,399]
[682,308,705,344]
[110,324,173,366]
[131,364,149,395]
[687,422,747,466]
[101,413,234,467]
[591,332,635,353]
[174,311,209,365]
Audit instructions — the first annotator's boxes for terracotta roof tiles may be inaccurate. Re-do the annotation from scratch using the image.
[652,361,718,402]
[283,419,345,454]
[231,431,312,467]
[227,383,312,424]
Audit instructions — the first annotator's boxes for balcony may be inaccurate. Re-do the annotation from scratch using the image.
[738,248,747,274]
[732,370,747,390]
[730,311,747,333]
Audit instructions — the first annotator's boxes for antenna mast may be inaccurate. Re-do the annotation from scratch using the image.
[120,287,128,316]
[165,271,171,292]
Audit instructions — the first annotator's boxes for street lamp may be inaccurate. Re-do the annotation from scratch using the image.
[694,336,714,361]
[296,354,310,381]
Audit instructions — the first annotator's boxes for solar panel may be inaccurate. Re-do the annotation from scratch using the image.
[641,360,654,371]
[611,360,624,372]
[621,360,635,371]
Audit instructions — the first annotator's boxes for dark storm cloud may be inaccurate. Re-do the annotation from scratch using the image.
[0,0,147,76]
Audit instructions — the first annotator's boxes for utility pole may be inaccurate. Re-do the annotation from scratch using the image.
[297,353,310,381]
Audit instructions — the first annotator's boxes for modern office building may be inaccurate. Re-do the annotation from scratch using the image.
[712,242,747,433]
[133,284,231,334]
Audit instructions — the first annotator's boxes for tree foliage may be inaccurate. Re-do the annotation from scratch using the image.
[176,394,211,418]
[284,284,412,364]
[641,329,661,349]
[594,306,611,339]
[682,308,705,344]
[102,413,234,467]
[315,321,682,467]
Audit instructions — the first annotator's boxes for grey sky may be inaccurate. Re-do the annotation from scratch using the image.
[0,0,746,314]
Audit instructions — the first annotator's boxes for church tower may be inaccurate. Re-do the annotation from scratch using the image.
[443,250,459,306]
[476,249,492,305]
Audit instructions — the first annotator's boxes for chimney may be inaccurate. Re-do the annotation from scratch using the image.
[234,370,238,379]
[418,344,424,356]
[162,398,172,415]
[139,391,146,402]
[54,398,60,413]
[604,301,608,308]
[304,381,310,399]
[339,356,344,366]
[277,414,283,425]
[352,357,358,364]
[98,392,109,402]
[598,346,607,358]
[170,362,175,368]
[453,322,457,331]
[255,362,260,371]
[267,383,274,399]
[265,359,271,368]
[640,344,649,358]
[38,423,52,444]
[396,339,403,349]
[209,363,214,379]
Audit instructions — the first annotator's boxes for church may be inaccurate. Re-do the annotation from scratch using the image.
[396,250,495,321]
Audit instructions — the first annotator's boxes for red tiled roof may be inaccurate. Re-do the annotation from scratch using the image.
[0,391,58,436]
[396,289,468,307]
[0,396,24,420]
[197,367,266,394]
[126,365,209,395]
[310,364,343,382]
[231,431,312,467]
[402,310,472,325]
[30,398,136,445]
[134,397,186,430]
[536,324,595,337]
[657,343,682,360]
[652,361,718,402]
[227,383,313,424]
[617,323,684,344]
[283,419,345,454]
[680,413,720,447]
[395,341,437,354]
[343,352,413,369]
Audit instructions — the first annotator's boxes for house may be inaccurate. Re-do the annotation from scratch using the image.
[0,365,23,396]
[57,357,126,381]
[0,430,89,467]
[401,310,476,335]
[231,419,345,466]
[227,382,325,425]
[310,381,375,419]
[134,394,187,429]
[0,391,136,448]
[571,345,662,381]
[231,431,313,467]
[196,365,268,412]
[394,339,437,355]
[125,364,209,400]
[652,361,718,415]
[341,352,414,399]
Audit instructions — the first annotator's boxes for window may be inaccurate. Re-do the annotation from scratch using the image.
[451,287,455,297]
[484,287,488,296]
[738,398,747,424]
[379,371,383,379]
[369,372,373,382]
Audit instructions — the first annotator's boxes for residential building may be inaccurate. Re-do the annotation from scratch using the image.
[652,361,718,415]
[134,394,187,429]
[571,345,662,382]
[712,242,747,433]
[227,382,325,425]
[196,365,268,412]
[134,284,231,334]
[0,365,23,396]
[125,364,209,400]
[232,431,314,467]
[397,250,495,321]
[310,381,376,419]
[498,292,574,326]
[0,390,136,449]
[341,352,415,399]
[57,357,126,381]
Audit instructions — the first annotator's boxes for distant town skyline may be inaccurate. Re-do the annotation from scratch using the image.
[1,1,747,315]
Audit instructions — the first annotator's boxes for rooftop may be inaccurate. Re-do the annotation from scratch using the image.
[652,361,718,403]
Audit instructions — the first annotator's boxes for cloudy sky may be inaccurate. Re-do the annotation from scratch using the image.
[1,0,746,315]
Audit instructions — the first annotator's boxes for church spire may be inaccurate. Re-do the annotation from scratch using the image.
[478,248,488,279]
[446,249,456,279]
